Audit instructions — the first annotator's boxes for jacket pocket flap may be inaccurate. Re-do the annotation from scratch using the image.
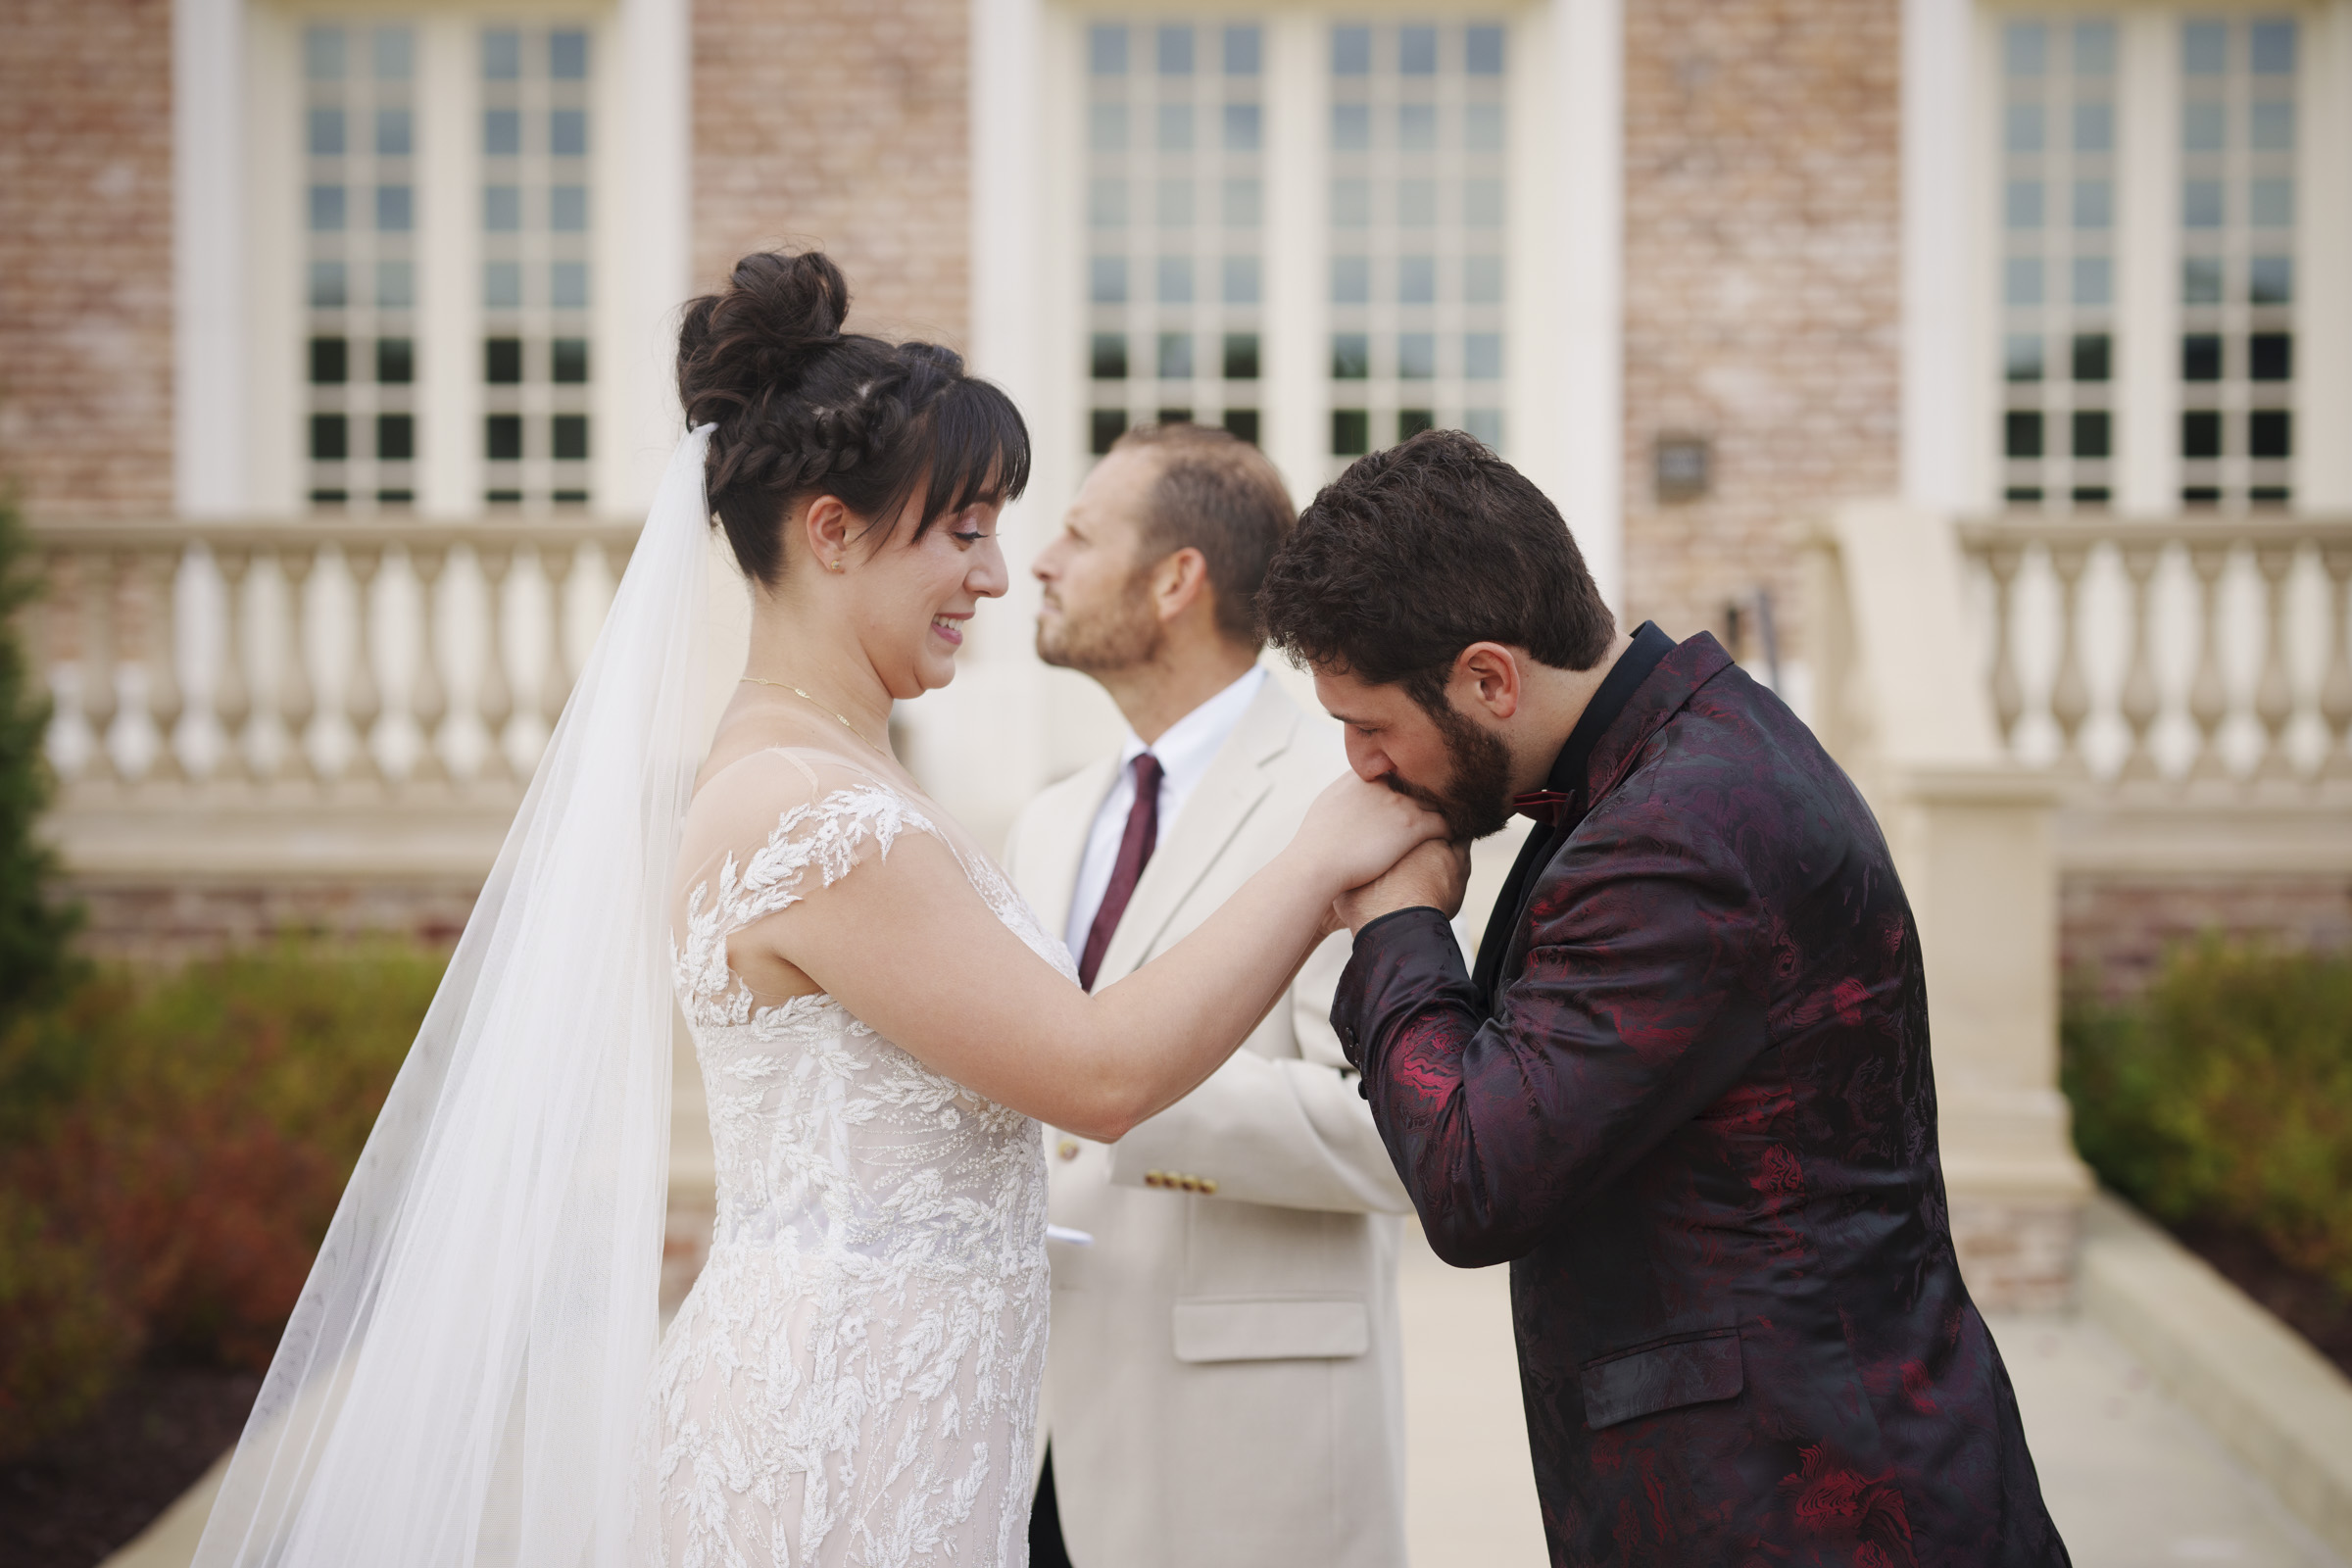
[1171,1298,1370,1363]
[1580,1330,1743,1430]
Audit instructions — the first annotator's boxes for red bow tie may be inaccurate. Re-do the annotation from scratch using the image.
[1511,790,1575,826]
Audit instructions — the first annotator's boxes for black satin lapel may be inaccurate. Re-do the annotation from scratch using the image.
[1471,821,1558,1008]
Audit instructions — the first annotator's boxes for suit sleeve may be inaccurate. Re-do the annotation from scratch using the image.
[1333,824,1772,1266]
[1108,929,1415,1214]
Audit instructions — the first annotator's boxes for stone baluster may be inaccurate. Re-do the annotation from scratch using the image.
[40,551,98,781]
[476,544,515,781]
[2184,542,2231,784]
[146,548,185,781]
[213,549,253,784]
[2115,541,2164,783]
[539,543,572,727]
[2248,543,2298,784]
[2320,543,2352,783]
[279,546,319,782]
[409,545,449,784]
[2045,543,2091,773]
[1984,545,2025,751]
[345,545,385,783]
[103,551,162,781]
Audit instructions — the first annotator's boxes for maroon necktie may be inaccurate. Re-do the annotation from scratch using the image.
[1078,753,1163,992]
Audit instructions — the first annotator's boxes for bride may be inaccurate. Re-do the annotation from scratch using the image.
[192,250,1440,1568]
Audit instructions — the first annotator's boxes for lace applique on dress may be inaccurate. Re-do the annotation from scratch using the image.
[637,752,1075,1568]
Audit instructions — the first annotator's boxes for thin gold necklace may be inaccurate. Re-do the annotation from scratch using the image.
[740,676,887,752]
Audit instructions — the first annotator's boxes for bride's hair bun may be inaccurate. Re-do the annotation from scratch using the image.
[676,250,1031,586]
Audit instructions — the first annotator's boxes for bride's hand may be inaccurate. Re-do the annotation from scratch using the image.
[1291,772,1448,894]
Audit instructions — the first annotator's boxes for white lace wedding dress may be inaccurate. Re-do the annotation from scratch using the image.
[635,747,1072,1567]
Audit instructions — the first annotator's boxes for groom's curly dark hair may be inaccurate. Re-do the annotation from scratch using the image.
[1257,429,1615,711]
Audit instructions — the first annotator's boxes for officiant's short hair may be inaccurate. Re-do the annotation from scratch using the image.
[1111,422,1295,651]
[1259,428,1615,708]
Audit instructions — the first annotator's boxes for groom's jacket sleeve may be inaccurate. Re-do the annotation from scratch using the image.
[1332,812,1774,1269]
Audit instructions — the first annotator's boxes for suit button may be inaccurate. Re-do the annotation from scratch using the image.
[1057,1139,1080,1161]
[1199,1177,1218,1196]
[1144,1170,1164,1188]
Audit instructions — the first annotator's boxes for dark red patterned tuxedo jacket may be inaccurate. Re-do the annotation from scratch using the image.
[1334,630,2068,1568]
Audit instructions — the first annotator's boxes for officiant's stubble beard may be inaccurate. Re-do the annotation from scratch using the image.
[1034,571,1162,675]
[1382,696,1514,843]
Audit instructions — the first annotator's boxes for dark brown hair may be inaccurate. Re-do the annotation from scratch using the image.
[1110,422,1295,649]
[1258,428,1614,707]
[676,251,1031,586]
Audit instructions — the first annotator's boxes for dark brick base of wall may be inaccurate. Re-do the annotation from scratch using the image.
[66,880,481,965]
[2062,873,2352,999]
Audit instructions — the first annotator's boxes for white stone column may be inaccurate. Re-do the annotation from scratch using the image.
[597,0,693,517]
[1900,0,1983,514]
[175,0,249,515]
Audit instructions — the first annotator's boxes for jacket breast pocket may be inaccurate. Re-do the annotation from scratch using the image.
[1170,1297,1370,1364]
[1579,1328,1743,1430]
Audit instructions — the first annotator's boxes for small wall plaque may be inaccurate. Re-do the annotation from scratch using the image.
[1654,434,1712,502]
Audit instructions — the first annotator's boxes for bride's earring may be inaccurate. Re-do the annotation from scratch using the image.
[827,559,846,573]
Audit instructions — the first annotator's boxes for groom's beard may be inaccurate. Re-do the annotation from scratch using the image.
[1036,573,1161,675]
[1381,699,1514,843]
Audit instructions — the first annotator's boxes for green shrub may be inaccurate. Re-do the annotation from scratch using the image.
[0,942,443,1457]
[2063,940,2352,1297]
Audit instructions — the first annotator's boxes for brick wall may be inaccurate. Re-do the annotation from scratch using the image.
[2061,874,2352,1000]
[692,0,970,348]
[1619,0,1901,661]
[0,0,174,520]
[68,881,482,967]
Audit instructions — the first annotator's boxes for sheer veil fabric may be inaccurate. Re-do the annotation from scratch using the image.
[193,427,718,1568]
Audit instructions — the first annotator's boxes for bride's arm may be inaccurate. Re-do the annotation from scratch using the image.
[754,774,1442,1140]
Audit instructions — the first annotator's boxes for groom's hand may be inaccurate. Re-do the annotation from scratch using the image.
[1334,838,1470,936]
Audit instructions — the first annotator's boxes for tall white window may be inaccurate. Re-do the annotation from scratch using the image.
[1084,21,1268,453]
[304,23,420,510]
[1998,19,2116,506]
[1325,21,1508,471]
[481,24,597,507]
[2178,16,2297,508]
[1989,12,2314,513]
[1070,13,1519,486]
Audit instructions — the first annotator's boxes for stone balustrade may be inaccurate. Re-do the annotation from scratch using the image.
[26,515,637,908]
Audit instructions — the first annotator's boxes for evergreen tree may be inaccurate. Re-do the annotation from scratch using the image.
[0,497,81,1036]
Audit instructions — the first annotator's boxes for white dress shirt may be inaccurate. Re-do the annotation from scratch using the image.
[1063,664,1269,950]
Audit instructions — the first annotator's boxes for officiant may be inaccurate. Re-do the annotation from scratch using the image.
[1004,422,1413,1568]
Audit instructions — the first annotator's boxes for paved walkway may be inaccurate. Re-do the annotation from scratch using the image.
[103,1221,2346,1568]
[1394,1222,2347,1568]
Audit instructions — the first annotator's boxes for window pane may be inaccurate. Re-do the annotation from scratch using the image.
[311,414,349,460]
[2249,333,2291,381]
[2005,179,2042,229]
[1398,332,1435,379]
[309,109,345,156]
[485,414,524,460]
[552,109,588,157]
[305,26,346,80]
[1331,332,1369,379]
[1332,104,1370,150]
[1156,332,1193,379]
[1155,256,1193,303]
[1463,409,1503,447]
[377,338,415,383]
[375,185,413,231]
[1465,103,1502,152]
[2074,21,2115,74]
[1464,332,1502,380]
[1222,333,1259,379]
[1400,104,1437,151]
[2182,334,2223,380]
[1223,26,1259,74]
[2249,179,2292,227]
[1465,26,1503,74]
[310,337,348,384]
[1089,178,1126,228]
[2249,21,2295,74]
[1398,409,1435,441]
[2073,257,2110,306]
[1397,256,1435,304]
[1332,177,1370,227]
[552,262,589,308]
[550,30,588,79]
[486,338,523,383]
[309,261,347,307]
[2070,333,2109,382]
[2005,104,2043,153]
[2181,22,2226,74]
[2004,412,2043,459]
[2071,411,2109,459]
[2072,180,2109,229]
[2181,259,2223,304]
[1333,25,1371,74]
[1089,104,1126,152]
[1332,409,1370,455]
[551,185,589,231]
[1465,256,1502,304]
[1464,178,1503,227]
[2181,179,2223,228]
[1157,104,1193,151]
[375,108,412,157]
[2005,258,2041,306]
[377,414,415,461]
[485,109,520,156]
[1398,178,1436,226]
[376,261,413,308]
[483,29,520,78]
[553,414,590,460]
[2180,411,2222,458]
[485,185,521,231]
[2248,410,2290,458]
[2005,334,2042,382]
[1090,410,1128,454]
[1223,103,1260,151]
[2250,102,2293,151]
[1155,177,1192,227]
[485,262,522,308]
[1221,256,1259,305]
[1331,256,1369,304]
[1221,409,1258,444]
[1090,257,1127,303]
[1399,26,1436,74]
[1090,332,1127,380]
[1222,178,1259,228]
[309,185,347,231]
[2182,101,2224,151]
[1156,24,1193,74]
[2248,257,2291,304]
[2004,23,2046,77]
[2073,103,2110,152]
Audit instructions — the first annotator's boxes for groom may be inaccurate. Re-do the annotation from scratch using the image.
[1258,430,2070,1566]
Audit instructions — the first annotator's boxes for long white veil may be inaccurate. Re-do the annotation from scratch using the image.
[193,426,717,1568]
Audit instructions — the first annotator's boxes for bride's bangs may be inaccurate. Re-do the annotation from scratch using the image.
[916,378,1032,528]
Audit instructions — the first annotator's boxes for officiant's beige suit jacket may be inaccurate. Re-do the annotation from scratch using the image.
[1002,676,1411,1568]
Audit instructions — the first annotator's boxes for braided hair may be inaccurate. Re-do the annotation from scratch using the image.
[676,251,1032,586]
